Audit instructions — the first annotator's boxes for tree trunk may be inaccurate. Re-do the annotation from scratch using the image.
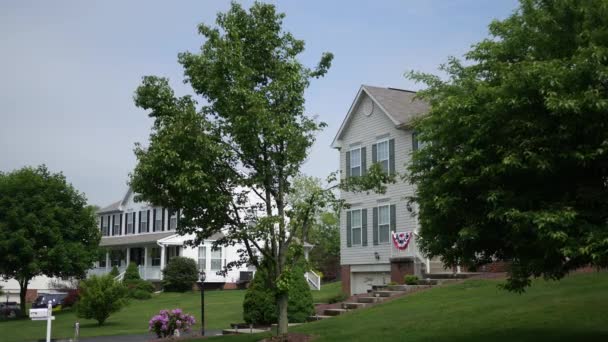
[277,292,289,336]
[18,279,29,317]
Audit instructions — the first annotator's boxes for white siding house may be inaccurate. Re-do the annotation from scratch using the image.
[332,85,448,295]
[89,188,253,288]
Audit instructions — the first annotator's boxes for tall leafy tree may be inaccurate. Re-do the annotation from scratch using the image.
[407,0,608,291]
[0,165,100,313]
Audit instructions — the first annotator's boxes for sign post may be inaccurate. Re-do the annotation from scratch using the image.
[46,302,52,342]
[30,302,55,342]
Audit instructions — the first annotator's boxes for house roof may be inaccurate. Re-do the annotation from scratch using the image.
[97,200,122,214]
[99,232,175,247]
[331,85,429,148]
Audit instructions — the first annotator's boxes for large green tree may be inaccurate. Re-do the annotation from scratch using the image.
[0,165,100,313]
[407,0,608,291]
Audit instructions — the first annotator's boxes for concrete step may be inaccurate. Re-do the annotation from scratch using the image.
[357,296,384,303]
[423,272,478,279]
[342,302,367,309]
[372,290,403,297]
[324,308,349,316]
[307,315,333,321]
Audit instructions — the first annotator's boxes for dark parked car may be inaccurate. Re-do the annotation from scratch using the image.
[31,293,68,310]
[0,302,21,318]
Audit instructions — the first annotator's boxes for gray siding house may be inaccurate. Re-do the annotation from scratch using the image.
[332,85,448,295]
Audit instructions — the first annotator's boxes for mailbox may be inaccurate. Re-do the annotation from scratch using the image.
[30,308,50,321]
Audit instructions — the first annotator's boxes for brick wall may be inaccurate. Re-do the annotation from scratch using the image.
[25,289,38,303]
[340,265,351,295]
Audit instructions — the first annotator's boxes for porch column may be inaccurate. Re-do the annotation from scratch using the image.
[144,247,148,280]
[457,265,462,274]
[426,258,431,274]
[105,251,110,272]
[160,245,166,280]
[126,247,131,266]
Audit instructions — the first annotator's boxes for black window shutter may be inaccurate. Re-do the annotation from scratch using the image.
[346,211,352,247]
[119,213,123,235]
[372,143,377,163]
[362,209,368,246]
[361,147,367,176]
[373,207,379,245]
[389,139,395,174]
[412,132,418,151]
[345,151,351,178]
[176,209,180,229]
[100,216,104,234]
[138,211,142,233]
[390,204,397,232]
[132,212,136,234]
[162,208,166,231]
[147,210,150,232]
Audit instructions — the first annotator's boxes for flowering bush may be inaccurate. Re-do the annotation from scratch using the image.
[148,309,196,338]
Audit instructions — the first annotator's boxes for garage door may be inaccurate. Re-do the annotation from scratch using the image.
[351,272,390,295]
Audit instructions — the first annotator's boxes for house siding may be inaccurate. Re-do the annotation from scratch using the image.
[339,92,419,268]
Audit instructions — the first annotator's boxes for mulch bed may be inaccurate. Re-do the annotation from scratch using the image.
[260,333,316,342]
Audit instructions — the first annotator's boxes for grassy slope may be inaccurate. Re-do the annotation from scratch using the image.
[0,282,343,342]
[210,272,608,342]
[311,281,342,303]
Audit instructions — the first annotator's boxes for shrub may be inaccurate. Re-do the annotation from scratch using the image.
[326,292,348,304]
[124,279,155,299]
[388,281,398,286]
[109,266,120,278]
[123,262,141,282]
[77,274,128,325]
[131,289,152,300]
[149,309,196,338]
[162,257,199,292]
[243,263,314,324]
[62,289,80,308]
[404,275,419,285]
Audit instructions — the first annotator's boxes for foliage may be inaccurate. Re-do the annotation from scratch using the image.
[406,0,608,292]
[404,275,419,285]
[162,257,198,292]
[243,261,314,324]
[326,292,348,304]
[388,281,398,286]
[62,289,80,308]
[77,274,128,325]
[148,308,196,338]
[131,289,152,300]
[0,165,100,314]
[123,263,141,282]
[109,266,120,278]
[125,280,155,299]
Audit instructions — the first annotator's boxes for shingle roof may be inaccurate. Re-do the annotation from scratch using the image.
[97,201,122,214]
[99,232,175,247]
[361,85,429,126]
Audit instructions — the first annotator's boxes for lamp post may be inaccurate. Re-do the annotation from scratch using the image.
[196,271,206,336]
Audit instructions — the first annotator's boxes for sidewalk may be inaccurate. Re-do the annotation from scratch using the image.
[44,330,224,342]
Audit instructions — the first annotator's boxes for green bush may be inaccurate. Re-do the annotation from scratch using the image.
[162,257,199,292]
[109,266,120,278]
[243,263,314,324]
[125,279,155,299]
[388,281,398,286]
[131,289,152,300]
[123,262,141,282]
[327,292,348,304]
[77,274,128,325]
[404,275,419,285]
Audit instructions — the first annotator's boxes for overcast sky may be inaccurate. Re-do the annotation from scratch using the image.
[0,0,518,206]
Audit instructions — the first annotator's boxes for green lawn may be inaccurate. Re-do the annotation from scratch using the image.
[312,281,343,303]
[0,282,343,342]
[206,272,608,342]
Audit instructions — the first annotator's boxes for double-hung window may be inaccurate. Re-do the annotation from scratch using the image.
[351,209,362,245]
[350,147,361,177]
[104,216,110,236]
[378,205,390,243]
[376,140,389,173]
[198,246,207,271]
[113,214,120,235]
[211,248,222,271]
[140,211,148,233]
[126,213,134,234]
[154,209,162,232]
[151,248,161,266]
[169,211,178,230]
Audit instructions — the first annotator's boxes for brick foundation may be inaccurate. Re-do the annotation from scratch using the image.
[25,289,38,303]
[479,261,510,273]
[390,259,415,284]
[340,265,351,295]
[223,282,237,290]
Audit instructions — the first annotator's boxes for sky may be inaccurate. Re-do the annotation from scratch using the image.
[0,0,519,207]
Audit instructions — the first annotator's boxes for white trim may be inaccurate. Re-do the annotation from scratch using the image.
[331,85,401,149]
[349,146,362,177]
[377,204,390,244]
[350,209,362,246]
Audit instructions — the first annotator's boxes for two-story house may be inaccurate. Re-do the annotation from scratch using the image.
[89,187,253,289]
[332,85,450,295]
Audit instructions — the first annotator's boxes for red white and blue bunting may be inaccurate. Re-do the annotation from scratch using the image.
[392,231,413,250]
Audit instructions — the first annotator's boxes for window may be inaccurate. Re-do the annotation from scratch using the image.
[351,209,362,245]
[211,247,222,271]
[169,211,177,230]
[167,246,179,262]
[104,216,110,236]
[126,213,134,234]
[110,250,123,267]
[378,205,390,244]
[350,147,361,177]
[99,255,106,268]
[113,214,120,235]
[377,140,389,173]
[198,246,207,271]
[140,211,148,233]
[154,209,162,232]
[151,248,161,266]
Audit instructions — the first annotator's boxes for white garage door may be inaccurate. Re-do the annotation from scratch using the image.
[351,272,390,295]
